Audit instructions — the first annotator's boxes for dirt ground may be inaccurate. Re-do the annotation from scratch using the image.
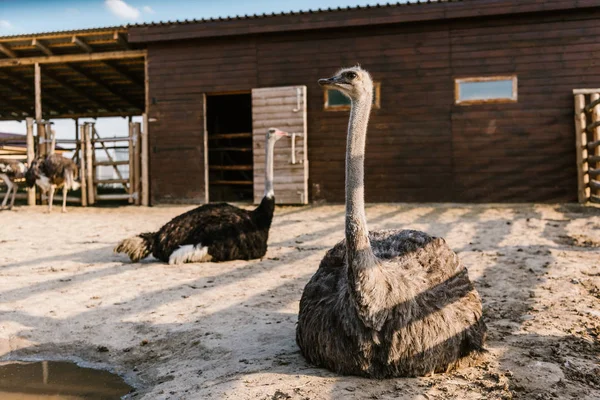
[0,203,598,400]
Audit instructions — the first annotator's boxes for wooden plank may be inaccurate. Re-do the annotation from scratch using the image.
[94,178,129,184]
[95,160,129,166]
[574,94,590,203]
[95,193,134,200]
[85,124,95,205]
[25,117,35,206]
[209,165,252,170]
[208,132,252,139]
[210,180,253,185]
[0,50,146,67]
[141,112,149,206]
[0,43,16,58]
[72,36,93,53]
[128,122,135,204]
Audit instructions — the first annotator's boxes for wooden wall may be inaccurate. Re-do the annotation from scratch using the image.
[145,7,600,204]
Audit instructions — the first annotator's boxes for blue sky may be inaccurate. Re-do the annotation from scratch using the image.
[0,0,408,137]
[0,0,408,36]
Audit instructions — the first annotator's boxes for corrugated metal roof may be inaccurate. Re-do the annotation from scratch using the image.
[0,1,461,40]
[128,0,462,27]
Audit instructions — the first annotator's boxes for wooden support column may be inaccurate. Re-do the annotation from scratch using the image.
[85,123,95,205]
[574,94,590,203]
[79,124,87,207]
[134,122,142,206]
[141,113,149,206]
[591,93,600,198]
[26,117,36,206]
[34,63,41,121]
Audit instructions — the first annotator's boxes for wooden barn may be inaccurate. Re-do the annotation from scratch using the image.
[2,0,600,205]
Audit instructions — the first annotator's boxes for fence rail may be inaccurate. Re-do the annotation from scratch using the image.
[574,89,600,204]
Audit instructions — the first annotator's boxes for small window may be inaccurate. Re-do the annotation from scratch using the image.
[324,82,381,111]
[455,76,517,105]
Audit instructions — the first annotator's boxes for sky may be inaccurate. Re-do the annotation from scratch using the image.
[0,0,408,137]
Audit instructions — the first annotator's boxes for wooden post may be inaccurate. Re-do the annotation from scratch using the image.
[141,113,149,206]
[79,123,87,207]
[85,123,95,205]
[26,117,36,206]
[591,93,600,198]
[128,122,135,204]
[134,122,142,205]
[34,63,42,122]
[575,94,590,203]
[49,126,56,155]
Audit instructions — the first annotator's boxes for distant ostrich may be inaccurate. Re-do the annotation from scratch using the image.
[115,128,289,265]
[296,67,487,378]
[0,158,26,210]
[25,154,80,213]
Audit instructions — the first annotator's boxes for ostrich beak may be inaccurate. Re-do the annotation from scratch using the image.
[318,77,337,87]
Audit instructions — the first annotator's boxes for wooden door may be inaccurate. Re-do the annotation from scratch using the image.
[252,86,308,204]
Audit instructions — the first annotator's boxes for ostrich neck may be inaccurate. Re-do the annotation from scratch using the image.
[345,91,375,267]
[264,137,276,199]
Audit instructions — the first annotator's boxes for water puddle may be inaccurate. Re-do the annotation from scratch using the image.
[0,361,133,399]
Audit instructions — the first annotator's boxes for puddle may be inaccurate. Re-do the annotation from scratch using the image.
[0,361,133,399]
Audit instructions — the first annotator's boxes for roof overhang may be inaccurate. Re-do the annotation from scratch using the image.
[128,0,600,43]
[0,27,146,121]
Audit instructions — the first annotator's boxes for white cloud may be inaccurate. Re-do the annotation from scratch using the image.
[105,0,140,20]
[142,6,155,14]
[0,20,13,29]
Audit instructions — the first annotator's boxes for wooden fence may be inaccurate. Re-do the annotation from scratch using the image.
[574,89,600,204]
[0,118,145,207]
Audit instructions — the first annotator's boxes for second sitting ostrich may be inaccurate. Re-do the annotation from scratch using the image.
[296,67,486,378]
[114,128,289,265]
[25,154,80,213]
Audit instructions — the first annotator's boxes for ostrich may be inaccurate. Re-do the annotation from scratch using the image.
[0,158,26,210]
[114,128,289,265]
[25,154,80,213]
[296,67,487,378]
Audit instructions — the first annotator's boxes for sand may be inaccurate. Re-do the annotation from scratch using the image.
[0,203,598,399]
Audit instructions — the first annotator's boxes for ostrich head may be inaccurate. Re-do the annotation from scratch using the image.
[318,66,373,102]
[24,158,41,188]
[267,128,289,143]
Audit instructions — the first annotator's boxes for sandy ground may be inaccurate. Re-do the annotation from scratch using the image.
[0,203,599,400]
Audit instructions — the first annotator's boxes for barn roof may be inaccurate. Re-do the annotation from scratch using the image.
[127,0,597,43]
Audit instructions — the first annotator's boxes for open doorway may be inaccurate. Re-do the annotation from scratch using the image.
[206,93,253,202]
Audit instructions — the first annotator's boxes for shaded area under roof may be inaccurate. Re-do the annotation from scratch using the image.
[0,27,145,121]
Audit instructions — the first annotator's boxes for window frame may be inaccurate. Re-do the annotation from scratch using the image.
[454,76,518,105]
[323,81,381,111]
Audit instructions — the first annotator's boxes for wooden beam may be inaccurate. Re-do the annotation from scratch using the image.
[32,38,53,56]
[34,63,42,121]
[574,94,590,203]
[0,50,146,67]
[113,31,130,50]
[103,61,143,87]
[42,68,115,111]
[0,70,75,115]
[72,36,93,53]
[68,63,141,109]
[0,43,17,58]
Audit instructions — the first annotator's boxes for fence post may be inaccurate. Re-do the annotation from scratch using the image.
[85,123,95,205]
[134,122,142,206]
[26,117,36,206]
[79,124,87,207]
[574,94,590,203]
[591,93,600,199]
[128,122,135,204]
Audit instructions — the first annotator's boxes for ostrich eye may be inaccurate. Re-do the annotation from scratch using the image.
[345,72,357,80]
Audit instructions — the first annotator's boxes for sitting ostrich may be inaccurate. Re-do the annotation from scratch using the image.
[0,158,26,210]
[115,128,289,265]
[25,154,80,213]
[296,67,486,378]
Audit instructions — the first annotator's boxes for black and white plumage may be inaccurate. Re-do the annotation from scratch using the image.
[114,128,289,265]
[0,158,26,210]
[25,154,80,213]
[296,67,487,378]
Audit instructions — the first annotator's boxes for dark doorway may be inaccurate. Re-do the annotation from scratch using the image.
[206,93,253,202]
